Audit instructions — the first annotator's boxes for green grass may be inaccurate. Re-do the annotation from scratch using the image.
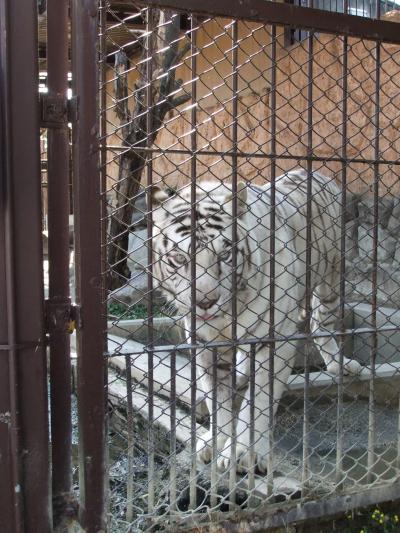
[107,302,173,320]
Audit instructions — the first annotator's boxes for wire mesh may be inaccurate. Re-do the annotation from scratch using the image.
[100,2,400,530]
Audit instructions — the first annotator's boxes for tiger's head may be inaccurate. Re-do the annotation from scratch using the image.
[151,181,250,326]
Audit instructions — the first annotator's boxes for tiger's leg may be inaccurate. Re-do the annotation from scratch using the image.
[196,348,239,464]
[217,337,296,473]
[311,268,362,375]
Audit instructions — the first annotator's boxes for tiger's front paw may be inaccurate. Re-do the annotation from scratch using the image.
[217,438,268,474]
[326,357,362,376]
[196,431,228,464]
[196,431,213,464]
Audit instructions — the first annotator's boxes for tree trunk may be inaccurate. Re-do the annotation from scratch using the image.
[107,11,190,290]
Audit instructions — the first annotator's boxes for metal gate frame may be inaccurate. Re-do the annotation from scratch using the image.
[71,1,400,531]
[71,1,107,531]
[0,2,50,532]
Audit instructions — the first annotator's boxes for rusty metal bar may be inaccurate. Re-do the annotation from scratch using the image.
[105,322,400,356]
[146,7,155,514]
[302,20,314,494]
[136,0,400,44]
[125,354,134,522]
[248,344,256,506]
[336,25,348,489]
[189,13,198,511]
[206,480,400,532]
[169,349,177,513]
[0,185,17,529]
[99,7,109,521]
[116,9,134,528]
[210,347,218,512]
[99,0,107,210]
[397,394,400,472]
[105,144,400,167]
[367,22,381,485]
[267,24,277,500]
[99,4,109,520]
[0,4,23,530]
[71,0,107,530]
[229,18,239,508]
[47,0,72,520]
[0,1,50,531]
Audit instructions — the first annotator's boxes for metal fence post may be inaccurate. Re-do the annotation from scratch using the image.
[0,7,21,530]
[100,1,400,530]
[71,0,107,530]
[0,1,50,531]
[46,0,74,525]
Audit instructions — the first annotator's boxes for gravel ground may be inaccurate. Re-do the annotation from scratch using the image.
[67,391,400,532]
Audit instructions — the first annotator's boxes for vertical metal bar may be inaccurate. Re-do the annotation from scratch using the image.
[368,14,380,484]
[169,350,177,514]
[99,0,107,286]
[0,5,23,530]
[99,0,110,521]
[146,7,155,514]
[210,347,218,513]
[302,12,314,493]
[0,182,18,532]
[99,0,107,187]
[0,1,50,531]
[71,1,107,530]
[189,14,198,511]
[397,394,400,472]
[248,344,256,506]
[267,23,277,500]
[125,354,134,523]
[229,18,239,508]
[47,0,72,519]
[336,20,348,489]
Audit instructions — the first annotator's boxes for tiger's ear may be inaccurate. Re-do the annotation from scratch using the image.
[226,181,247,216]
[150,185,170,207]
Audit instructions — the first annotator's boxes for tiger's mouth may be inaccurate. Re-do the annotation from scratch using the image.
[197,313,220,321]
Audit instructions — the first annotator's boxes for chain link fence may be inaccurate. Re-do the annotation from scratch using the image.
[100,2,400,530]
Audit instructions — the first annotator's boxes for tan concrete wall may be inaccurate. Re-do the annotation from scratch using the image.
[105,12,400,196]
[272,13,400,195]
[104,18,273,192]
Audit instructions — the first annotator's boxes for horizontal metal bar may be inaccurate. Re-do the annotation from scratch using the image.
[0,342,46,351]
[287,361,400,391]
[105,323,400,356]
[177,480,400,532]
[137,0,400,44]
[103,145,400,167]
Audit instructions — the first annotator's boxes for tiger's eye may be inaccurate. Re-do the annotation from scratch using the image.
[174,253,187,265]
[220,250,231,262]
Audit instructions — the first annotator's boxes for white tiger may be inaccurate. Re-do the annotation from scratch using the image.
[152,169,361,473]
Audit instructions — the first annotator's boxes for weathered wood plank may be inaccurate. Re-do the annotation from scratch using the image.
[108,334,208,419]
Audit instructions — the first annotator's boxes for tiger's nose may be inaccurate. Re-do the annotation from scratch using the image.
[197,297,218,310]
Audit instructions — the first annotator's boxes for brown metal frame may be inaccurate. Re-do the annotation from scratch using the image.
[189,13,199,511]
[46,0,74,525]
[211,480,400,532]
[0,1,50,531]
[78,0,400,530]
[137,0,400,43]
[71,0,107,531]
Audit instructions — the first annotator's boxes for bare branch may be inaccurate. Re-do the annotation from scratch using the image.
[114,51,131,125]
[168,93,192,109]
[107,11,192,289]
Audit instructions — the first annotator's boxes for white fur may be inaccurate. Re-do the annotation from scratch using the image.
[152,170,361,474]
